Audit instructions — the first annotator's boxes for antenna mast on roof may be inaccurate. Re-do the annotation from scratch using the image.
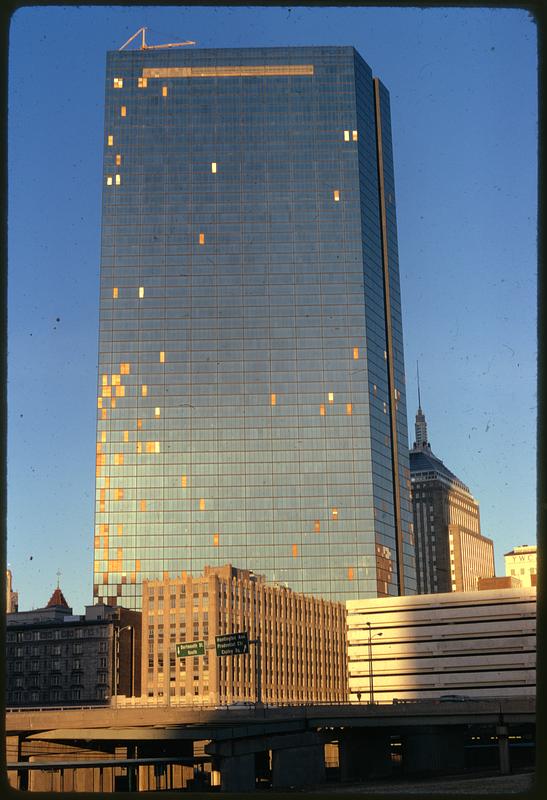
[119,27,196,51]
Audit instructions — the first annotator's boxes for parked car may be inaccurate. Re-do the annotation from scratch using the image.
[439,694,471,702]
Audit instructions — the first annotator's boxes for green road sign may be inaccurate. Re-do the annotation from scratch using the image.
[215,631,249,656]
[176,640,205,658]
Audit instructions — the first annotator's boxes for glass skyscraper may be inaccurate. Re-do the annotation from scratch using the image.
[93,45,416,610]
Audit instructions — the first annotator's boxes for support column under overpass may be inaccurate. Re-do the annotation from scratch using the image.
[271,741,326,789]
[338,729,393,781]
[402,725,467,776]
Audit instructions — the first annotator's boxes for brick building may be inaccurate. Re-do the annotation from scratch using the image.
[6,586,141,707]
[142,564,347,704]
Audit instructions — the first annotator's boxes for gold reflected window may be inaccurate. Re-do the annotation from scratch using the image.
[121,106,127,117]
[107,135,114,146]
[140,499,146,512]
[319,404,326,416]
[120,362,130,375]
[114,453,124,466]
[102,375,108,386]
[352,130,358,141]
[154,407,161,418]
[117,524,123,535]
[141,385,148,397]
[97,397,103,409]
[116,386,125,397]
[292,544,298,558]
[111,397,116,408]
[106,176,113,186]
[211,162,217,173]
[139,286,145,298]
[328,392,334,404]
[199,498,206,511]
[181,475,187,488]
[162,85,168,96]
[353,346,359,360]
[331,508,339,520]
[138,77,148,88]
[113,77,123,88]
[115,174,121,185]
[112,287,118,299]
[101,431,107,443]
[348,567,354,580]
[213,533,219,547]
[102,385,111,398]
[344,130,350,141]
[199,232,205,245]
[123,431,129,442]
[115,154,122,166]
[115,488,124,500]
[137,419,142,429]
[159,351,165,363]
[333,190,340,202]
[270,393,276,407]
[346,403,353,416]
[101,408,107,420]
[155,441,160,453]
[112,374,120,386]
[314,520,320,533]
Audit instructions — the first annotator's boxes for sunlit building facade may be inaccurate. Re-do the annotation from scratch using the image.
[93,45,416,609]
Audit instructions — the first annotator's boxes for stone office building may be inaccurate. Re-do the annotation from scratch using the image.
[410,403,495,593]
[6,585,141,707]
[141,564,347,705]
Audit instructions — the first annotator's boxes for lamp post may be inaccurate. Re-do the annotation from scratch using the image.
[366,622,382,704]
[113,624,134,705]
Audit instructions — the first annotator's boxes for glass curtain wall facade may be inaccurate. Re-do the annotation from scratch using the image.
[93,46,416,609]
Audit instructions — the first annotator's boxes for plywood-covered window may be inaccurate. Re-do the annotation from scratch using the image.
[352,130,358,141]
[138,77,148,88]
[213,533,219,547]
[319,404,326,416]
[292,544,298,558]
[199,498,206,511]
[270,393,276,406]
[108,135,114,146]
[333,190,340,202]
[121,106,127,117]
[353,346,359,360]
[141,385,148,397]
[159,351,165,363]
[346,403,353,416]
[314,520,320,533]
[139,287,145,298]
[211,162,217,173]
[181,475,187,488]
[162,86,168,97]
[140,500,146,512]
[154,407,161,418]
[344,130,350,141]
[113,77,123,88]
[328,392,334,404]
[112,287,118,299]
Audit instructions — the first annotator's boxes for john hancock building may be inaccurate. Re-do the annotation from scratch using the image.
[93,45,416,610]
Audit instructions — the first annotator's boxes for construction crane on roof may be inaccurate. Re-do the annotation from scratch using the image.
[119,27,196,51]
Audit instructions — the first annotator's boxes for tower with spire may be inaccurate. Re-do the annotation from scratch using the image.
[409,367,495,594]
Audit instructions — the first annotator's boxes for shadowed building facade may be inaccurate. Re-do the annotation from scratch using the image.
[93,45,416,609]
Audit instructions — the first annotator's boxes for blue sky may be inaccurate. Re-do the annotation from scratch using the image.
[7,6,537,613]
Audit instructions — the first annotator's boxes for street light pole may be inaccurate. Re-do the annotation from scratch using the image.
[366,622,382,705]
[113,624,133,705]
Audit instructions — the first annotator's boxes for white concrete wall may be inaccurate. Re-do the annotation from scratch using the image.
[346,587,536,702]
